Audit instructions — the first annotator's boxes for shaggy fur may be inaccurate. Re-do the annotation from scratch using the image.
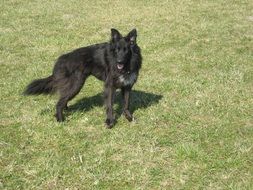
[24,28,142,128]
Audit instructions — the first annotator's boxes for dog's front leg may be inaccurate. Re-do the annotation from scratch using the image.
[121,87,133,122]
[104,84,116,128]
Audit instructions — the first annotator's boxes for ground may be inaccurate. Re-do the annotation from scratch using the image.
[0,0,253,189]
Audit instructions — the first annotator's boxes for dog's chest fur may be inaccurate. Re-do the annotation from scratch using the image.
[118,72,137,87]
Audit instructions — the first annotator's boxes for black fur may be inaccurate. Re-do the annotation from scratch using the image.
[24,28,142,128]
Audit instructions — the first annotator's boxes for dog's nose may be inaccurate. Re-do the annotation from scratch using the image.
[117,59,123,64]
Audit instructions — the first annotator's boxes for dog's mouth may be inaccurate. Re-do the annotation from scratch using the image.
[117,63,124,70]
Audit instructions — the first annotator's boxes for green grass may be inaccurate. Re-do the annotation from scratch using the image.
[1,0,253,189]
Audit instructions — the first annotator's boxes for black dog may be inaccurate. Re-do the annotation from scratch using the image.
[24,28,142,128]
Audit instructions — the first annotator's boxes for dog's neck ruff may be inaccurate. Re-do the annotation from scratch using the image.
[119,72,137,87]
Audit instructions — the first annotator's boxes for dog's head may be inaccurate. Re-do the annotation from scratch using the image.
[110,28,137,71]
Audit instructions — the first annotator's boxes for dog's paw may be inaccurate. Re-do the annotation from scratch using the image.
[55,114,65,122]
[105,118,114,129]
[123,111,133,122]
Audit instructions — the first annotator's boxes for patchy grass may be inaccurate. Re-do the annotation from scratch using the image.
[0,0,253,189]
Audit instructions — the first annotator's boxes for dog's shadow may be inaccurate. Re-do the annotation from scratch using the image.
[68,90,162,116]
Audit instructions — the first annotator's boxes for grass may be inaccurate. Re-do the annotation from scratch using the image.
[0,0,253,189]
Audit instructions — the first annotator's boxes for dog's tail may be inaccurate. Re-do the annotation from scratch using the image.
[23,75,55,95]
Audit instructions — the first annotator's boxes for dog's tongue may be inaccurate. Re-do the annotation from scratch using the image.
[117,64,124,70]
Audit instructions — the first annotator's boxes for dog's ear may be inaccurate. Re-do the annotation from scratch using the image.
[111,28,122,42]
[126,28,137,45]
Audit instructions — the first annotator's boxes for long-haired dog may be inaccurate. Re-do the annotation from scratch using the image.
[24,28,142,128]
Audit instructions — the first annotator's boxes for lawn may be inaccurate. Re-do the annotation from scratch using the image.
[0,0,252,189]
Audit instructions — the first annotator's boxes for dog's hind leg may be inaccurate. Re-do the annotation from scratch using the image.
[55,72,89,122]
